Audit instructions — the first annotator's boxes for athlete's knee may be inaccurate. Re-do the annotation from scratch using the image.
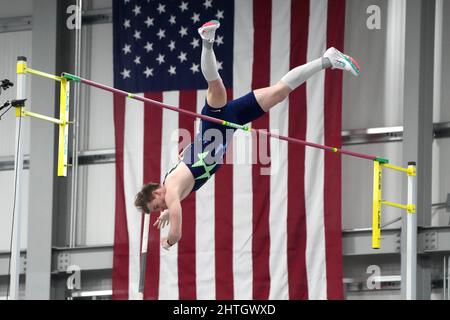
[207,90,227,108]
[272,84,290,104]
[207,79,227,108]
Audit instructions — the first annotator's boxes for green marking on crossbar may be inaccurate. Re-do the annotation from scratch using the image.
[62,73,81,82]
[375,157,389,164]
[223,120,249,131]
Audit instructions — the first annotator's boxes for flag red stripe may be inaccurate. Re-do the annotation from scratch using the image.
[324,0,345,299]
[177,91,198,299]
[143,92,163,300]
[287,0,310,300]
[215,88,234,299]
[251,0,272,300]
[112,94,129,300]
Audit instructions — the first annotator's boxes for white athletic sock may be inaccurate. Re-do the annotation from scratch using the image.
[280,57,329,91]
[201,39,220,82]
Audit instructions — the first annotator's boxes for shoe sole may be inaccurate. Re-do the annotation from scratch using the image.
[334,49,360,75]
[199,20,220,34]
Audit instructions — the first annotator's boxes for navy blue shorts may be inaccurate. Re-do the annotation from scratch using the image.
[182,91,265,192]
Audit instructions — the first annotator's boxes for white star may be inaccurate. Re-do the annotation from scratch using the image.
[217,61,223,70]
[179,1,188,12]
[215,10,224,20]
[124,0,130,4]
[177,51,187,63]
[144,42,153,52]
[190,38,200,49]
[203,0,213,9]
[169,15,176,25]
[168,40,176,51]
[156,29,166,39]
[144,17,154,27]
[134,56,141,65]
[216,35,224,46]
[156,54,165,65]
[122,44,131,55]
[133,30,141,40]
[179,26,188,37]
[143,67,153,78]
[157,3,166,14]
[190,63,200,73]
[120,68,131,79]
[168,65,176,75]
[191,12,200,23]
[123,19,131,29]
[132,5,141,16]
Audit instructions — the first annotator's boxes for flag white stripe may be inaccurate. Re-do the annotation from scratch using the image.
[305,0,328,300]
[158,91,180,300]
[141,213,150,254]
[232,0,254,300]
[268,0,290,300]
[124,95,144,300]
[195,89,216,300]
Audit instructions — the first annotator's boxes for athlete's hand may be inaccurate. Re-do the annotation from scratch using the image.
[153,210,170,229]
[161,237,172,251]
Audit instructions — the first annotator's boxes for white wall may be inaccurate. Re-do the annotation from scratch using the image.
[342,0,405,230]
[87,23,114,150]
[432,139,450,226]
[76,22,115,245]
[0,0,33,18]
[436,0,450,123]
[89,0,112,11]
[77,164,115,245]
[343,0,404,130]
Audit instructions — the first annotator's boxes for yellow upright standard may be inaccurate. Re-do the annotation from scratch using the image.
[58,78,70,177]
[372,160,417,250]
[15,60,70,177]
[372,161,382,249]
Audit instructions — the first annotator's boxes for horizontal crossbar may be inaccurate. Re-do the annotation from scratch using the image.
[62,72,387,163]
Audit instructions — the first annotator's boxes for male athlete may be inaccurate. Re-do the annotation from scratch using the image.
[134,20,360,250]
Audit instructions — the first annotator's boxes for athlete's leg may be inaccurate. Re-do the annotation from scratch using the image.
[254,47,360,112]
[253,82,293,113]
[254,57,328,112]
[206,78,227,109]
[199,20,227,108]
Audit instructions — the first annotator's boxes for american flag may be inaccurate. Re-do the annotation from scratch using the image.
[112,0,345,300]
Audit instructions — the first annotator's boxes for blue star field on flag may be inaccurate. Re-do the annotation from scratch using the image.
[113,0,234,92]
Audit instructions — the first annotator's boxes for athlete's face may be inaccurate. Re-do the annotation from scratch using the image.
[147,187,167,212]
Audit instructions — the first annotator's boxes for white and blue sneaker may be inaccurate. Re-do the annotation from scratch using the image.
[323,47,360,76]
[198,20,220,43]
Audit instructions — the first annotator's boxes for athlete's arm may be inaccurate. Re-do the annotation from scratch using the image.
[161,190,182,250]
